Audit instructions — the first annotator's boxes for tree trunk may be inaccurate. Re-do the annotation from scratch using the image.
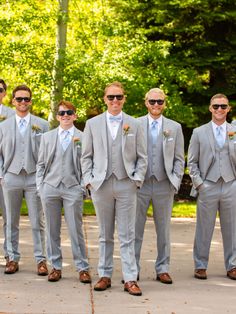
[49,0,69,129]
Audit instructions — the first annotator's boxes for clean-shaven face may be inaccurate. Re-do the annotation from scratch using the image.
[145,91,166,119]
[104,86,125,116]
[56,105,76,129]
[209,97,230,125]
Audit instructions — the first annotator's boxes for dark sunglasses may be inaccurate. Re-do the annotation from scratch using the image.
[212,104,228,110]
[15,97,31,103]
[148,99,165,106]
[57,110,74,116]
[107,95,124,101]
[0,87,5,93]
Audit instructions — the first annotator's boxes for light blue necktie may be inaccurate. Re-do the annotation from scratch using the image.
[19,118,26,134]
[151,120,158,143]
[61,130,71,151]
[109,115,122,123]
[216,126,224,148]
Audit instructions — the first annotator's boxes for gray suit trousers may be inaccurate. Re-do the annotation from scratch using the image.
[40,183,89,271]
[194,178,236,271]
[91,175,138,282]
[0,184,7,257]
[135,177,175,274]
[2,171,46,263]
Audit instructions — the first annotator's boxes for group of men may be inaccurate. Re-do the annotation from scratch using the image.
[0,79,236,297]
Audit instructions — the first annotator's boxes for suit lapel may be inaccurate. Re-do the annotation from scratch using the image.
[227,122,235,157]
[72,128,82,166]
[206,122,216,157]
[101,112,108,155]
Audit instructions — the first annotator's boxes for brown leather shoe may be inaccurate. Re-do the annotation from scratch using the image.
[94,277,111,291]
[194,269,207,280]
[156,272,173,284]
[124,281,142,296]
[5,261,19,274]
[37,261,48,276]
[48,268,62,282]
[227,268,236,280]
[79,270,91,284]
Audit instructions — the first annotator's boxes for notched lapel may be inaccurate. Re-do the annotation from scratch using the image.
[206,123,216,157]
[101,113,108,155]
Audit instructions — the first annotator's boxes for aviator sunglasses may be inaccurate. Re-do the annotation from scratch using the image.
[15,97,31,103]
[107,95,124,101]
[57,110,75,116]
[212,104,228,110]
[148,99,165,106]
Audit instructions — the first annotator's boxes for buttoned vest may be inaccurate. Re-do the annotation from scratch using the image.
[44,139,79,188]
[106,124,128,180]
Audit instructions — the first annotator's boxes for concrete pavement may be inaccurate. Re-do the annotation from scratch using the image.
[0,216,236,314]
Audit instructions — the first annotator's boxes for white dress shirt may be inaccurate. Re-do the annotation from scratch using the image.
[106,112,123,140]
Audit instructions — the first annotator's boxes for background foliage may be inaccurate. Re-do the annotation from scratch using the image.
[0,0,236,141]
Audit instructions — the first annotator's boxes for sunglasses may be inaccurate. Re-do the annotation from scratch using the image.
[57,110,74,116]
[212,104,228,110]
[15,97,31,103]
[0,87,5,93]
[148,99,165,106]
[107,95,124,101]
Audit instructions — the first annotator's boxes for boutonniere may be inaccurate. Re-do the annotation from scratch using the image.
[123,124,130,135]
[73,137,81,147]
[32,124,42,133]
[0,115,6,122]
[228,131,236,140]
[163,129,171,138]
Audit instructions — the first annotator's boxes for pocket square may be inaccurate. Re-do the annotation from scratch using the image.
[167,137,174,142]
[127,134,134,137]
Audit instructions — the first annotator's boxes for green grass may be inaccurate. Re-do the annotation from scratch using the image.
[18,199,197,218]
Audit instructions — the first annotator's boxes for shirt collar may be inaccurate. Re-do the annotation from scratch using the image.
[211,121,227,132]
[106,111,123,122]
[58,125,75,136]
[15,113,30,125]
[148,114,163,128]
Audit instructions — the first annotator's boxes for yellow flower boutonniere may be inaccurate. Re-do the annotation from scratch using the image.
[0,115,6,122]
[73,137,81,147]
[163,129,171,138]
[228,131,236,140]
[123,124,130,135]
[32,124,42,133]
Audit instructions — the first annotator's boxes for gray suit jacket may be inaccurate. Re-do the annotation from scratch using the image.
[139,115,185,191]
[187,121,236,196]
[36,127,83,189]
[0,105,15,119]
[0,114,49,177]
[81,111,148,191]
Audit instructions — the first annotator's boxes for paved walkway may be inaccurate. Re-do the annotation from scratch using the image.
[0,216,236,314]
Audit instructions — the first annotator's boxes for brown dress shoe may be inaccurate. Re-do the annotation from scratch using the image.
[156,273,173,284]
[94,277,111,291]
[124,281,142,296]
[37,261,48,276]
[194,269,207,280]
[48,268,62,282]
[227,268,236,280]
[5,261,19,274]
[79,270,91,284]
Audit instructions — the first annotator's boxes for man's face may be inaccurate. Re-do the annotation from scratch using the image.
[104,86,125,116]
[145,91,166,119]
[0,83,6,104]
[56,105,76,129]
[209,97,230,125]
[12,90,32,115]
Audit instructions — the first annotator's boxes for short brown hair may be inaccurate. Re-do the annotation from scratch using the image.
[0,79,7,91]
[56,100,76,113]
[210,93,229,104]
[12,85,32,99]
[104,81,125,96]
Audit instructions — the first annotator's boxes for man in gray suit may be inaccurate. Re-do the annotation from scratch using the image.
[135,88,185,284]
[81,81,147,296]
[37,100,91,283]
[0,84,48,275]
[0,79,14,259]
[188,93,236,280]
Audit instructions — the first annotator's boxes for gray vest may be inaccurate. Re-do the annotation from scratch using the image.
[44,139,79,188]
[106,125,128,180]
[8,124,36,174]
[206,139,235,182]
[146,125,168,181]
